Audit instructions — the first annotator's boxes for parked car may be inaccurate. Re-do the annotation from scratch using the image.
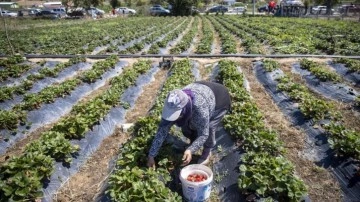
[233,6,246,13]
[115,7,136,14]
[87,7,105,16]
[281,0,304,6]
[28,9,41,16]
[35,10,60,19]
[338,4,360,14]
[258,5,269,12]
[207,5,228,13]
[311,6,334,14]
[52,8,67,18]
[67,8,86,18]
[1,10,18,17]
[149,7,170,16]
[191,6,200,14]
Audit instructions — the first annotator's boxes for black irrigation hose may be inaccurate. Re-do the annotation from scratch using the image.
[1,54,360,59]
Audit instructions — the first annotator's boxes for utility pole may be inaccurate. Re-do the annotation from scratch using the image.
[253,0,255,15]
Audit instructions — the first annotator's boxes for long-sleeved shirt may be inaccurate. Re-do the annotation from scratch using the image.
[148,81,231,157]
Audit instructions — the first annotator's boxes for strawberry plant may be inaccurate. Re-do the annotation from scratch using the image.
[300,96,333,121]
[147,18,190,54]
[170,17,199,54]
[277,75,334,121]
[195,17,213,54]
[0,57,85,103]
[0,110,25,130]
[217,59,307,201]
[108,59,195,201]
[324,123,360,159]
[356,96,360,107]
[263,59,280,72]
[0,64,33,82]
[239,152,307,201]
[0,58,154,201]
[207,16,237,54]
[0,153,53,201]
[334,58,360,73]
[25,131,79,163]
[274,70,360,161]
[0,55,24,67]
[108,166,181,201]
[299,59,341,82]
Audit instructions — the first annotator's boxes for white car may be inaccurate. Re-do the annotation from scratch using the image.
[87,7,105,15]
[312,6,334,14]
[1,10,18,17]
[116,7,136,14]
[232,7,246,13]
[52,8,67,18]
[282,0,304,6]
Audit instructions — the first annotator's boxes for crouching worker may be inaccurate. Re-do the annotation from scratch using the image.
[147,81,231,168]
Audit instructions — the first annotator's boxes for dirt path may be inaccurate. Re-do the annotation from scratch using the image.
[207,19,221,54]
[238,59,342,202]
[235,36,244,54]
[53,68,168,202]
[189,17,203,54]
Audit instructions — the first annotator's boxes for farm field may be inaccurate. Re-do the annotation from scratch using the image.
[0,16,360,202]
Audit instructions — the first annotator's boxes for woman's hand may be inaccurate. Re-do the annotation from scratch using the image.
[147,156,155,169]
[181,149,192,166]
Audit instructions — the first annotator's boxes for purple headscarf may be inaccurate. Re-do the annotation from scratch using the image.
[175,89,194,127]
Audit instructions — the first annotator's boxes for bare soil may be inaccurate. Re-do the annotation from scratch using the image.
[53,68,168,202]
[208,20,221,54]
[189,16,203,54]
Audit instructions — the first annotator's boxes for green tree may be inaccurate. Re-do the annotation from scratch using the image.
[125,0,133,6]
[110,0,120,8]
[167,0,200,16]
[73,0,104,8]
[313,0,340,14]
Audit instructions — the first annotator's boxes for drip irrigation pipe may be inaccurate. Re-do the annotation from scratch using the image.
[1,54,360,59]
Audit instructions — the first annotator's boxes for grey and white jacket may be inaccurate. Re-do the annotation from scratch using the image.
[148,81,231,157]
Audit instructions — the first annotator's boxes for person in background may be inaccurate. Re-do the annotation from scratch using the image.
[268,0,277,13]
[112,8,115,15]
[147,81,231,168]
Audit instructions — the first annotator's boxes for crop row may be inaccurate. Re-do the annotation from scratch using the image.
[0,56,118,131]
[90,18,162,54]
[207,16,237,54]
[1,18,163,55]
[107,17,178,54]
[170,17,199,54]
[299,59,341,82]
[118,17,183,54]
[107,59,195,201]
[244,17,359,55]
[0,62,32,83]
[0,57,153,200]
[334,58,360,73]
[263,60,360,160]
[2,16,360,55]
[215,16,265,54]
[0,57,86,102]
[217,60,307,201]
[147,18,191,54]
[195,17,214,54]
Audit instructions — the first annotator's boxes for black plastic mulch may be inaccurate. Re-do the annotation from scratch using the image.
[255,61,360,202]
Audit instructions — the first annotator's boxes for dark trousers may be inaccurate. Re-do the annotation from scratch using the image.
[182,108,228,149]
